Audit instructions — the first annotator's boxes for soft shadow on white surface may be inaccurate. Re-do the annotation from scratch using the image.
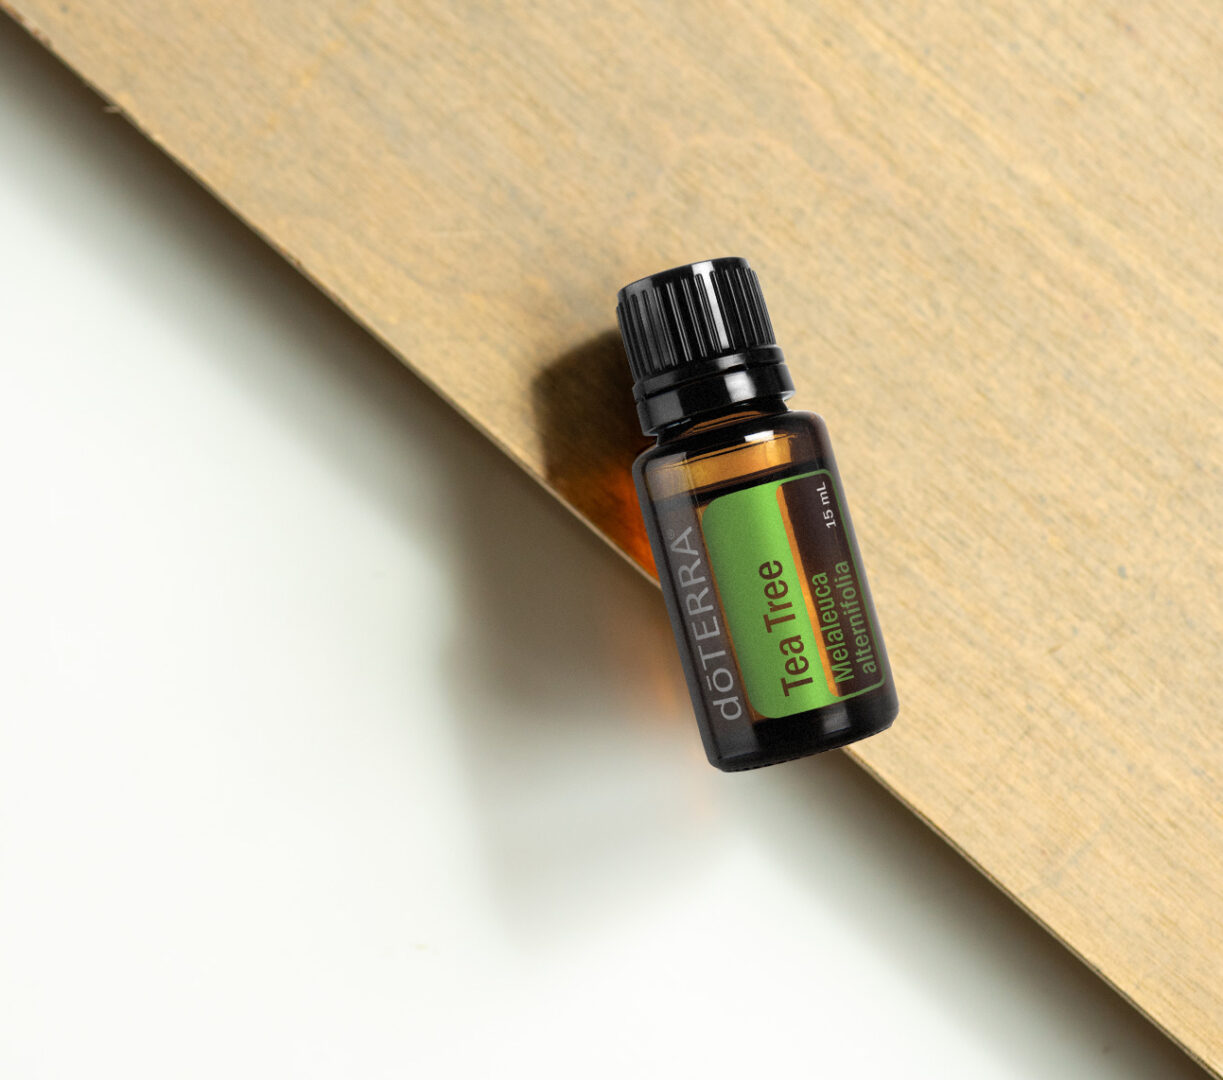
[0,16,1209,1080]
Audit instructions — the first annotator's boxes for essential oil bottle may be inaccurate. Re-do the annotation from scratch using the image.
[617,257,898,771]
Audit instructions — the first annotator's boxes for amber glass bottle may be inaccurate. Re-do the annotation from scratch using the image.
[617,258,898,771]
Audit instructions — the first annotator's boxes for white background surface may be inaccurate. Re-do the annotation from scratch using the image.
[0,18,1210,1079]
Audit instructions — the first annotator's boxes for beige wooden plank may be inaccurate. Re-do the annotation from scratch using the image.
[2,1,1219,1069]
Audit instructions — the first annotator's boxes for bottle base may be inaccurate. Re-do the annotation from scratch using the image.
[709,684,898,772]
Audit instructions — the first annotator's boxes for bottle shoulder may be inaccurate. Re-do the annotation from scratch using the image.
[634,409,831,499]
[636,409,825,463]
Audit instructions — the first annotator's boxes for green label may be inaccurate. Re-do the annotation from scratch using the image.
[702,471,884,718]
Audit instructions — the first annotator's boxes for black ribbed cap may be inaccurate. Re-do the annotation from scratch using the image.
[616,257,792,434]
[617,257,775,381]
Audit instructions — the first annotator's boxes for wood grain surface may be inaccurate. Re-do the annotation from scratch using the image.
[3,1,1220,1069]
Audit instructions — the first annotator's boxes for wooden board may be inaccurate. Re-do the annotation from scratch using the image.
[3,1,1219,1069]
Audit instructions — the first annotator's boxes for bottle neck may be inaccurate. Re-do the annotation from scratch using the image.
[635,345,795,436]
[654,396,791,446]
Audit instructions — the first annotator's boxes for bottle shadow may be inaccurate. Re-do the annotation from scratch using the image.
[441,340,709,945]
[528,328,655,575]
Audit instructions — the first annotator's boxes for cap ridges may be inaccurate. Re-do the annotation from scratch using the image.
[616,257,776,385]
